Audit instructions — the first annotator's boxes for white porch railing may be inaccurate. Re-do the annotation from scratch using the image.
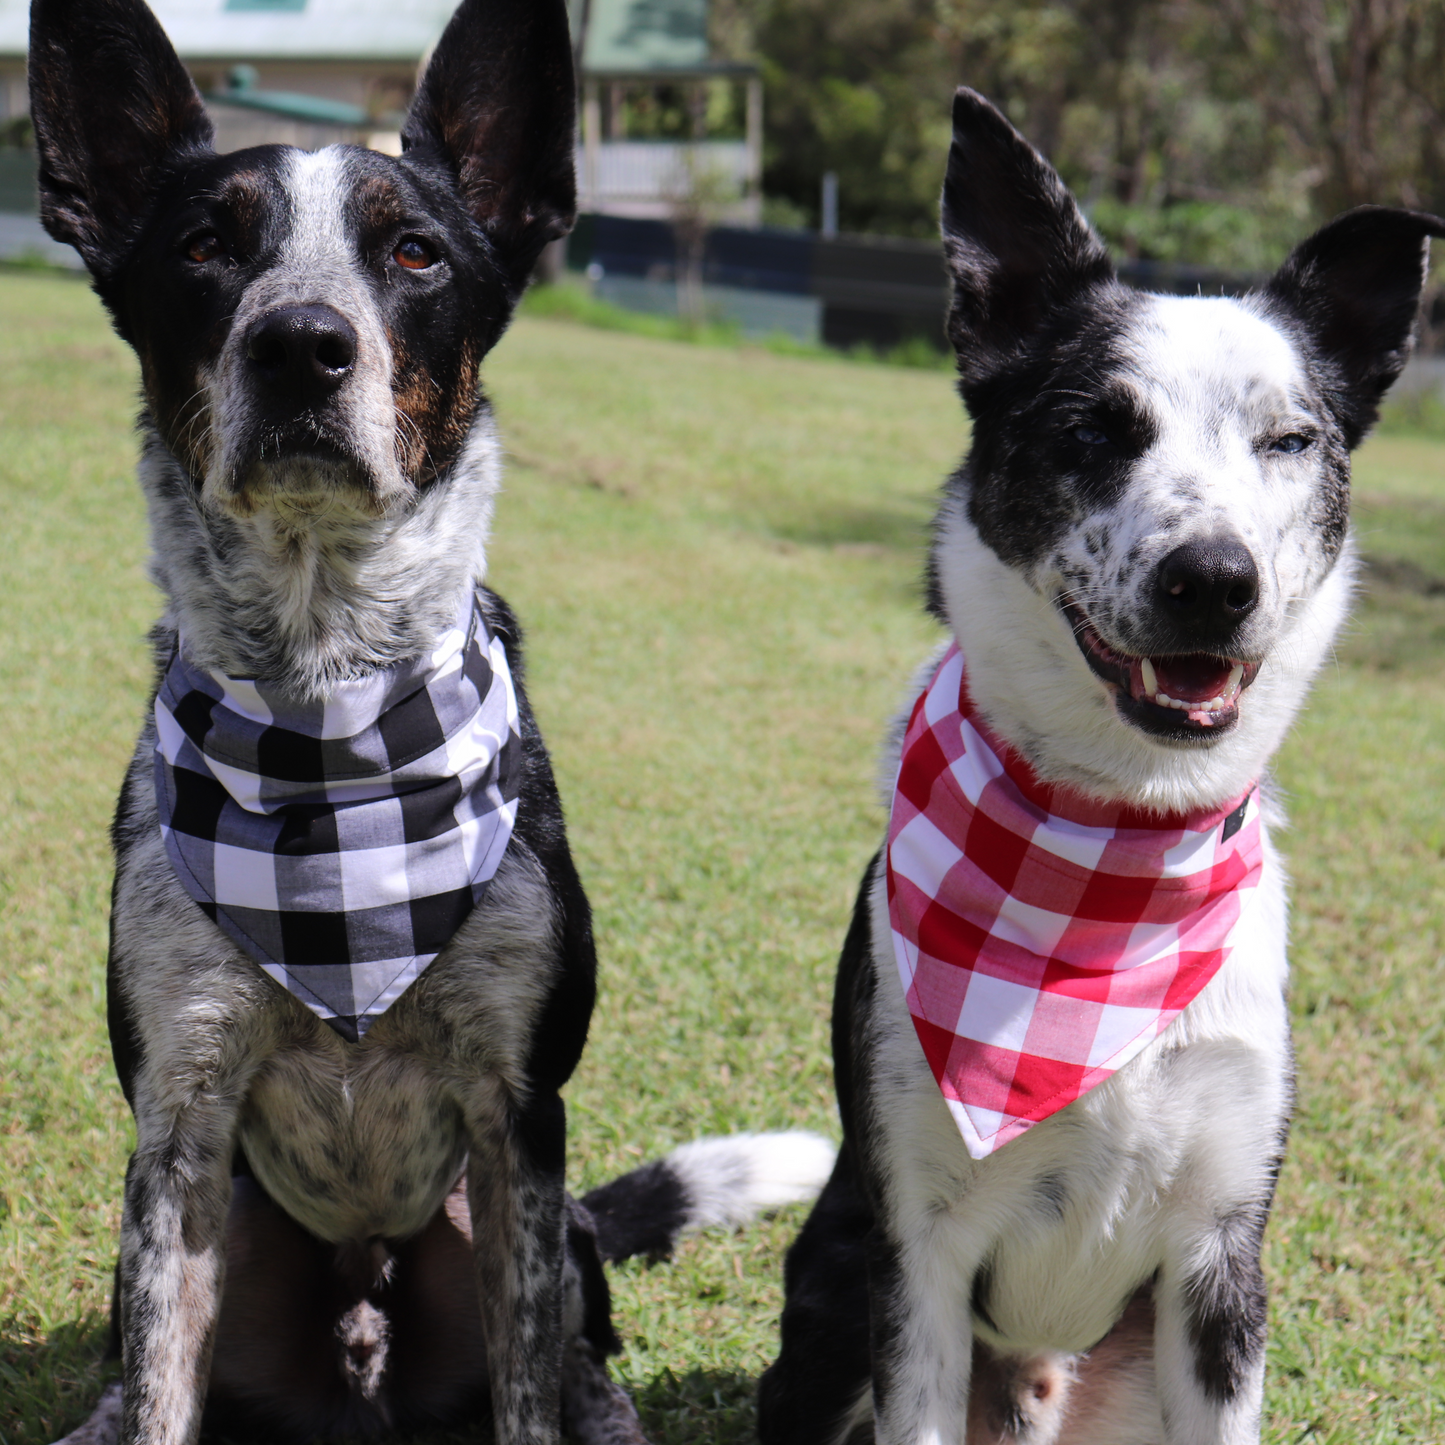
[576,140,761,225]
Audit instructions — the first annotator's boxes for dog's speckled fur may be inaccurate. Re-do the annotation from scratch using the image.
[29,2,837,1442]
[758,90,1442,1445]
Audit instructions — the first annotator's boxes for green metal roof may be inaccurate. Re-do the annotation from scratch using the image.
[574,0,707,73]
[207,65,372,123]
[1,0,748,74]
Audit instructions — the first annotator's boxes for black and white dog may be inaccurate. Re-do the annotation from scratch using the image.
[758,91,1442,1445]
[28,1,831,1442]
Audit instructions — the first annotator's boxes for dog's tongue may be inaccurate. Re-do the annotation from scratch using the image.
[1151,655,1236,703]
[1129,653,1245,708]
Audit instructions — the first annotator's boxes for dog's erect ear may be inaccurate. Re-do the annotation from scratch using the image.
[1263,207,1445,447]
[402,0,577,292]
[28,0,214,276]
[941,89,1115,387]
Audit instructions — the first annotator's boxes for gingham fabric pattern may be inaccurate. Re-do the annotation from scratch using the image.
[154,590,521,1042]
[886,644,1263,1159]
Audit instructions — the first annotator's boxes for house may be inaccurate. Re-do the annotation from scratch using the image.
[573,0,761,226]
[0,0,760,264]
[0,0,469,171]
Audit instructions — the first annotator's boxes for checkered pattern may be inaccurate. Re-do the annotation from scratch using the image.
[886,644,1263,1159]
[154,590,521,1042]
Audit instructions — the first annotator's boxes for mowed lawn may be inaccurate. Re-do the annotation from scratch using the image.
[1,269,1441,1444]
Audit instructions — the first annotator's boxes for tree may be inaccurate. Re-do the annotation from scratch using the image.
[1219,0,1445,215]
[716,0,1445,268]
[744,0,956,236]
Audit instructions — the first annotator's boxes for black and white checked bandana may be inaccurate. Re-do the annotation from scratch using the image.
[154,590,522,1041]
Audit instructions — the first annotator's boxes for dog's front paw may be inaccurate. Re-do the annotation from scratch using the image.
[49,1381,123,1445]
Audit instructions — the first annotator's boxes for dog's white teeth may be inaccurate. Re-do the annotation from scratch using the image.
[1151,690,1231,712]
[1138,659,1241,713]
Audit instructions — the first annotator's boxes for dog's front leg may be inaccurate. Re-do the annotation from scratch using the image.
[466,1088,569,1445]
[1152,1222,1269,1445]
[116,1108,237,1444]
[868,1215,977,1445]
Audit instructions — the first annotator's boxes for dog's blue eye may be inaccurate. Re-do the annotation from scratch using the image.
[1072,426,1110,447]
[1270,434,1311,454]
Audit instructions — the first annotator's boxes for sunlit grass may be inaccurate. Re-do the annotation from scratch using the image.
[1,272,1441,1443]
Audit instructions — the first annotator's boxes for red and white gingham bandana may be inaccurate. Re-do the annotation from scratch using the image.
[886,644,1263,1159]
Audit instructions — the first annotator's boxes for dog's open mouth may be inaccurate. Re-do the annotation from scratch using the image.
[1061,602,1260,738]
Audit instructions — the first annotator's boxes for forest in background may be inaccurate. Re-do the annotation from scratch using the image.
[708,0,1445,273]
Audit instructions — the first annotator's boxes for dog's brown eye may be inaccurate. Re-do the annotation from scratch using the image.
[186,233,227,264]
[393,237,437,271]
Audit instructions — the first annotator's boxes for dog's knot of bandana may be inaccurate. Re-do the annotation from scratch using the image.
[886,644,1263,1159]
[154,589,522,1042]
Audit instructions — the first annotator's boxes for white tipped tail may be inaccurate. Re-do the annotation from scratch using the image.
[664,1131,837,1233]
[581,1130,837,1261]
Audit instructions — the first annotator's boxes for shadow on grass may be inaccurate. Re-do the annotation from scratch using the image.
[198,1368,761,1445]
[632,1366,759,1445]
[768,502,932,554]
[0,1312,115,1445]
[200,1372,759,1445]
[1362,554,1445,597]
[1343,553,1445,675]
[4,1329,759,1445]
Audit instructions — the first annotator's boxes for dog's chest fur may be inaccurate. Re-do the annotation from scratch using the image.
[29,2,623,1436]
[759,87,1441,1445]
[858,813,1292,1356]
[112,707,564,1245]
[854,287,1338,1347]
[92,139,571,1249]
[848,300,1325,1360]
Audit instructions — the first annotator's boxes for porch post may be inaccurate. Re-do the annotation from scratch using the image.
[744,73,763,227]
[582,76,601,213]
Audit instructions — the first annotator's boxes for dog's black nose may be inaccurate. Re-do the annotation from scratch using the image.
[1156,535,1260,638]
[245,305,358,401]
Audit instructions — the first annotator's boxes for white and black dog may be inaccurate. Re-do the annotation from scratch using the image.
[27,1,831,1443]
[757,91,1442,1445]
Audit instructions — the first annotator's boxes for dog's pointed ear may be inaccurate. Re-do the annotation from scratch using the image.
[28,0,214,276]
[402,0,577,293]
[941,88,1115,388]
[1263,207,1445,446]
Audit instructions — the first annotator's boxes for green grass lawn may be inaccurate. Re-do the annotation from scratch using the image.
[1,270,1442,1444]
